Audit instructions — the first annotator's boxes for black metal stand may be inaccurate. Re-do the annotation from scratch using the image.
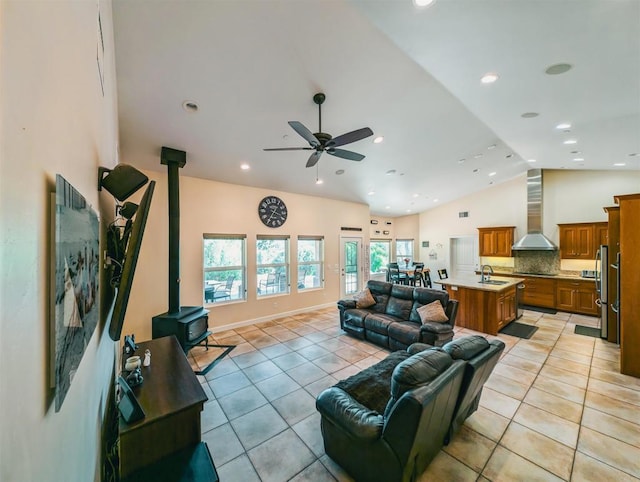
[191,338,235,377]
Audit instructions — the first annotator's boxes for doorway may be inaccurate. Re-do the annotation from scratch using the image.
[340,237,362,298]
[450,236,478,278]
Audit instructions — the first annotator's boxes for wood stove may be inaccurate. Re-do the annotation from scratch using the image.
[151,147,233,375]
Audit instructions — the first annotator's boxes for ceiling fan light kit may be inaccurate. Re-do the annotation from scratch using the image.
[264,92,373,168]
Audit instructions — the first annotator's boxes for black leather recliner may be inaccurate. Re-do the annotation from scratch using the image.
[316,348,466,482]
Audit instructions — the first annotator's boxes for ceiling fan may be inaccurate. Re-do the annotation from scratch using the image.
[264,93,374,168]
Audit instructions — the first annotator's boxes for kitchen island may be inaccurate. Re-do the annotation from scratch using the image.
[440,276,525,335]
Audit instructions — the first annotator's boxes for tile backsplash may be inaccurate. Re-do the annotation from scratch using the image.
[514,250,560,274]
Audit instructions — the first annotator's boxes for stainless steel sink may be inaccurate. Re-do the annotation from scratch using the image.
[478,280,509,285]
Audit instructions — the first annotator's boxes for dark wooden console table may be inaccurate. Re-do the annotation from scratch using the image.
[119,336,210,480]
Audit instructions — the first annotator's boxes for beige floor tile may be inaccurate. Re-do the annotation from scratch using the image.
[585,391,639,425]
[492,362,537,386]
[590,367,640,391]
[549,347,592,366]
[592,347,619,362]
[500,422,575,480]
[588,378,640,406]
[590,356,619,371]
[508,344,549,364]
[499,353,543,373]
[554,341,594,357]
[484,372,531,400]
[577,426,640,478]
[479,387,521,419]
[545,355,591,376]
[463,405,510,442]
[513,403,580,448]
[533,375,586,404]
[539,364,589,389]
[571,451,640,482]
[523,387,583,423]
[581,406,640,449]
[444,425,496,472]
[482,445,564,482]
[417,450,479,482]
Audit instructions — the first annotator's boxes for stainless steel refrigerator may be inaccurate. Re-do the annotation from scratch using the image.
[595,245,608,338]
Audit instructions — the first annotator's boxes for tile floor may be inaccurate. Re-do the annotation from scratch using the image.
[187,308,640,481]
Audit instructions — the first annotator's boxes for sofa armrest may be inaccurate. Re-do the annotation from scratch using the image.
[407,342,433,355]
[316,387,384,441]
[337,299,356,311]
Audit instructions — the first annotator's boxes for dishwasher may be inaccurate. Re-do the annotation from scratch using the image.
[516,283,525,319]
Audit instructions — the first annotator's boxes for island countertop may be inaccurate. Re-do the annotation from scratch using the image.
[439,275,525,292]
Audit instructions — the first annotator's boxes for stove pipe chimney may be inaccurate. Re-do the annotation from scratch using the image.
[160,146,186,313]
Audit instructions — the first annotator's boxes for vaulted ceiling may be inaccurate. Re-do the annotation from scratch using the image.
[112,0,639,216]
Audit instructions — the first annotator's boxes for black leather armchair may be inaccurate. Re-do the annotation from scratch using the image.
[316,349,466,482]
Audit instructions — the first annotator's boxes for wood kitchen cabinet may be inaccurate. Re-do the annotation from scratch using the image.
[556,279,598,316]
[558,222,608,260]
[603,206,620,343]
[478,226,515,257]
[520,276,556,309]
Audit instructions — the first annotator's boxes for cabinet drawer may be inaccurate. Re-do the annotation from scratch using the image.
[522,291,556,308]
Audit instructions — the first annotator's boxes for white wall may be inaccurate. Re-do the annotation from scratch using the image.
[0,2,119,481]
[419,170,640,274]
[122,170,371,340]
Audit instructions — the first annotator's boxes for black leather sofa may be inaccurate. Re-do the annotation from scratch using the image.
[316,335,505,482]
[337,280,458,349]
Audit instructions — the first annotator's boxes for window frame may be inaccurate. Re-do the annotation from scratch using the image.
[203,234,246,304]
[370,239,392,275]
[297,235,324,291]
[396,238,415,264]
[256,234,290,297]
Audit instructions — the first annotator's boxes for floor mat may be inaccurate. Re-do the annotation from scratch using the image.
[499,321,538,339]
[574,325,601,338]
[520,305,558,315]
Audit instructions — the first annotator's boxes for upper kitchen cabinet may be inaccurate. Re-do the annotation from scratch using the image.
[558,222,608,259]
[478,226,515,257]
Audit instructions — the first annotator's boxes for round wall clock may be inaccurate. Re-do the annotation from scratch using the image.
[258,196,288,228]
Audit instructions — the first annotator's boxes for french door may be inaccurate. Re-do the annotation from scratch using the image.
[340,237,362,298]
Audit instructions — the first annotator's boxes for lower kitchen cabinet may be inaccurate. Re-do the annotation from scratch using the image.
[520,277,556,309]
[556,279,598,316]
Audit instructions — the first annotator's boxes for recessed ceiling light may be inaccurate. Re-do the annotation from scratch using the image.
[458,158,466,164]
[481,73,499,84]
[368,191,375,196]
[487,144,497,150]
[412,193,420,198]
[474,154,483,159]
[182,100,199,112]
[335,169,345,175]
[556,123,571,130]
[527,159,537,163]
[473,168,480,173]
[505,154,513,159]
[614,163,626,167]
[385,206,391,210]
[373,136,384,144]
[240,163,250,170]
[563,139,577,145]
[545,63,572,75]
[413,0,436,8]
[386,169,396,175]
[315,178,324,185]
[629,153,638,157]
[521,112,539,118]
[489,172,497,177]
[572,158,584,162]
[433,199,439,203]
[570,151,581,154]
[406,209,412,213]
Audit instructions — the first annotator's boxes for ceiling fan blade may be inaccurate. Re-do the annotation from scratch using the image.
[327,148,365,162]
[289,121,320,148]
[263,147,314,151]
[326,127,373,148]
[306,150,322,168]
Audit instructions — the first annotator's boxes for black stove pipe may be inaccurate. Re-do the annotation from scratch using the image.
[160,147,186,314]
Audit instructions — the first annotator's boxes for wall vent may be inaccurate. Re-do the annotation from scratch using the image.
[459,211,469,218]
[341,226,362,232]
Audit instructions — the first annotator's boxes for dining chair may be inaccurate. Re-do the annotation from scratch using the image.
[259,272,278,294]
[388,263,408,285]
[409,263,424,286]
[212,275,235,302]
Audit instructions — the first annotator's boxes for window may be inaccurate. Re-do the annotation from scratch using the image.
[370,240,391,275]
[257,235,289,296]
[396,239,414,266]
[203,235,245,304]
[297,236,324,290]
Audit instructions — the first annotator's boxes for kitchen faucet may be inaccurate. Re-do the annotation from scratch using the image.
[481,264,494,282]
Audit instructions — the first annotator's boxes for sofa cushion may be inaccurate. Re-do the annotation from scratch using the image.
[388,321,422,347]
[343,308,374,329]
[443,335,490,360]
[334,350,412,415]
[417,300,449,323]
[385,286,414,320]
[354,288,376,308]
[409,289,450,323]
[367,280,392,312]
[364,313,399,335]
[384,349,452,417]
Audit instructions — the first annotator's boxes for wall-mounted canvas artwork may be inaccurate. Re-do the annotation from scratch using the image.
[52,175,100,411]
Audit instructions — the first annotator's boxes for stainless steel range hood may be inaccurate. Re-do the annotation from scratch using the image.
[512,169,557,251]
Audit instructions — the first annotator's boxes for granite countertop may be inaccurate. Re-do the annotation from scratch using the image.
[486,270,596,282]
[439,276,525,292]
